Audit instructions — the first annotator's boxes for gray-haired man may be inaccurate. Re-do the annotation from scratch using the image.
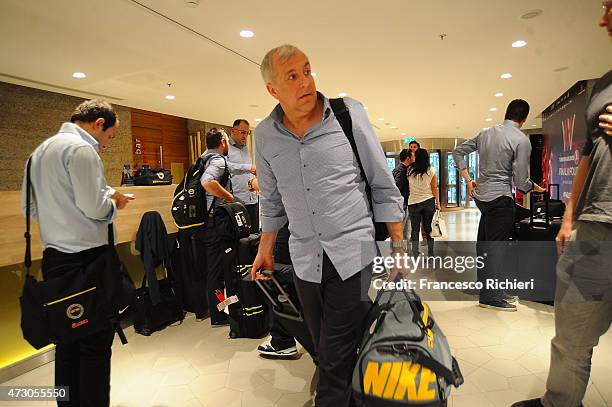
[251,44,404,406]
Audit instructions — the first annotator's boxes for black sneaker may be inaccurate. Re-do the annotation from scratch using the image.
[511,399,543,407]
[478,300,517,312]
[257,340,298,358]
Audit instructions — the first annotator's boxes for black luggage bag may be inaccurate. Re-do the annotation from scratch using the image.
[133,166,173,186]
[532,184,566,220]
[222,234,269,339]
[132,272,185,336]
[515,189,561,303]
[172,229,209,319]
[255,265,316,358]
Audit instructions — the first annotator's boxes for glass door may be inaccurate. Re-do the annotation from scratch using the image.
[429,150,441,201]
[446,153,458,207]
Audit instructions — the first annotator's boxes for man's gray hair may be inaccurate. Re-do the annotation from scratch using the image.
[260,44,304,83]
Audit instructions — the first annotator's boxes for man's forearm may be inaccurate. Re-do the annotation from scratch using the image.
[563,156,590,226]
[202,181,232,200]
[259,230,279,255]
[458,168,471,182]
[387,221,404,241]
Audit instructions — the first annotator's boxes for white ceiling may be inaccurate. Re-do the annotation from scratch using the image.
[0,0,610,141]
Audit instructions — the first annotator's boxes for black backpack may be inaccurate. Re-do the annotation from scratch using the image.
[171,153,229,230]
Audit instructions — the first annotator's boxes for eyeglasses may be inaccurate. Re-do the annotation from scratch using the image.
[232,129,251,136]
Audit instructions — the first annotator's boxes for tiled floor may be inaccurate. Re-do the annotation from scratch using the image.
[3,209,611,407]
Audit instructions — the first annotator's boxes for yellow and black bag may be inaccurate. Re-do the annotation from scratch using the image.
[352,288,463,406]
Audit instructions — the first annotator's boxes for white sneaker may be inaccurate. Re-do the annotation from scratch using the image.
[257,340,298,358]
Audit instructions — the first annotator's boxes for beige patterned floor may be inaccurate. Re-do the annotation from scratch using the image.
[2,209,611,407]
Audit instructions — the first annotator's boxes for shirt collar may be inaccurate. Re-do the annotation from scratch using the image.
[204,148,224,156]
[503,119,520,129]
[59,122,100,151]
[269,91,332,126]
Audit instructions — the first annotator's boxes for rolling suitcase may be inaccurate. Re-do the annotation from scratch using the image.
[221,234,270,339]
[254,265,316,358]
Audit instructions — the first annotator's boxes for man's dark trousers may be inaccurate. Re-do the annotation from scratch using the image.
[474,196,515,303]
[294,251,372,407]
[42,246,115,407]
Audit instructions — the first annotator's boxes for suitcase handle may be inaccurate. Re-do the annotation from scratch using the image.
[254,269,306,322]
[530,190,550,228]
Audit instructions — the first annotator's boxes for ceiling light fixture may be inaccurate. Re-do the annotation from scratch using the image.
[378,118,384,121]
[521,9,543,20]
[72,72,87,79]
[338,92,347,97]
[390,126,398,129]
[239,30,254,38]
[512,40,527,48]
[364,106,368,110]
[485,118,493,122]
[501,73,513,79]
[165,95,175,100]
[494,92,504,97]
[255,118,261,122]
[489,107,497,112]
[401,133,406,136]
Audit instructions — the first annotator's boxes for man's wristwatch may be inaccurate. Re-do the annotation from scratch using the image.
[390,240,407,251]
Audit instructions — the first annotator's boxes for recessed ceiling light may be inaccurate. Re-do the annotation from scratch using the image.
[521,9,543,20]
[531,124,537,127]
[494,92,504,97]
[255,118,261,122]
[489,107,497,112]
[364,106,368,110]
[165,95,175,100]
[311,72,317,77]
[512,40,527,48]
[390,126,398,129]
[239,30,254,38]
[338,92,347,97]
[72,72,86,79]
[401,133,406,136]
[378,118,384,121]
[501,73,513,79]
[485,118,493,122]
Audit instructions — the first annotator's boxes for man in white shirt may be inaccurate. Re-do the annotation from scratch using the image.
[22,99,132,407]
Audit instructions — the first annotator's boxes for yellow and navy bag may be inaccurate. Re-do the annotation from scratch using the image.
[352,288,463,406]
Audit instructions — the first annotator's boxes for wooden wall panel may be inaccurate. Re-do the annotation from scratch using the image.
[130,109,189,179]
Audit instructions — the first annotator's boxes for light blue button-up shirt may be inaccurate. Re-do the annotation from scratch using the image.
[255,94,404,283]
[452,120,534,202]
[227,138,257,205]
[21,122,117,253]
[199,149,230,212]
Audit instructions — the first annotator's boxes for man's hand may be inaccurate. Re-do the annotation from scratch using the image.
[248,177,260,193]
[533,183,546,193]
[250,165,257,175]
[251,251,275,281]
[555,220,573,255]
[599,104,612,136]
[111,191,134,209]
[222,194,234,203]
[467,180,477,199]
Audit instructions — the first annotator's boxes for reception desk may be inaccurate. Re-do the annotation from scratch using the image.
[0,184,177,379]
[0,185,177,268]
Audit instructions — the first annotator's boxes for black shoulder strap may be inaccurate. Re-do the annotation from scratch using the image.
[329,98,373,210]
[24,157,32,272]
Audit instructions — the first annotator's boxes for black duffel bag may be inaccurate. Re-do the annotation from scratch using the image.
[20,159,134,348]
[533,184,566,219]
[132,272,185,336]
[133,166,173,186]
[214,202,252,241]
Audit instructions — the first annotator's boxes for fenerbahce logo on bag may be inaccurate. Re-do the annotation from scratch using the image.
[66,303,89,329]
[363,360,441,401]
